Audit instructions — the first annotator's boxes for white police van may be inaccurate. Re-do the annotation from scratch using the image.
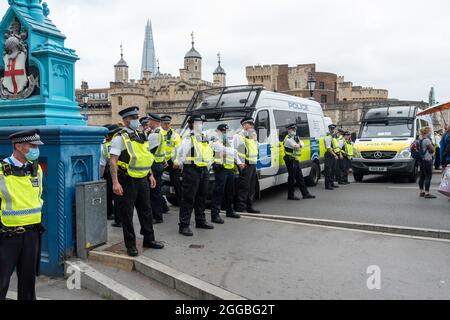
[162,85,329,204]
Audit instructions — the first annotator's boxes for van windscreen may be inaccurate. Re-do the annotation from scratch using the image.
[360,120,414,138]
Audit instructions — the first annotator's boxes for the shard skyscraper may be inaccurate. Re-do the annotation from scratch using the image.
[141,19,156,78]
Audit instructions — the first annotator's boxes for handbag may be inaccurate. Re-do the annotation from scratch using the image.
[438,165,450,198]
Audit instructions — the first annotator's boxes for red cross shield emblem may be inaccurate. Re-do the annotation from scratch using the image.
[2,52,28,95]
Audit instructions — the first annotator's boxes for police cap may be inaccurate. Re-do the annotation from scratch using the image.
[217,124,229,132]
[240,117,255,126]
[161,115,172,123]
[147,113,161,122]
[119,106,139,119]
[8,129,44,145]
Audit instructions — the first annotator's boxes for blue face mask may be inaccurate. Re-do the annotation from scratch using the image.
[129,119,140,130]
[25,147,40,161]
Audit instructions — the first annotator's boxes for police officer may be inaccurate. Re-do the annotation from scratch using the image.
[147,113,166,224]
[210,124,240,224]
[283,124,316,200]
[324,124,340,190]
[0,129,45,300]
[100,124,122,227]
[161,115,182,205]
[109,107,164,257]
[140,116,150,133]
[342,131,354,184]
[177,114,215,236]
[335,128,348,185]
[233,117,260,213]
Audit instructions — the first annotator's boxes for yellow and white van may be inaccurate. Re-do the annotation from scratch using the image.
[162,85,328,204]
[352,106,433,182]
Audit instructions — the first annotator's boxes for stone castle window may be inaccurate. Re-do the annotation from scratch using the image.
[118,96,123,105]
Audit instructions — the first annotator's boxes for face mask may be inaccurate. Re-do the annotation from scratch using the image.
[25,147,40,161]
[288,131,296,137]
[129,119,140,130]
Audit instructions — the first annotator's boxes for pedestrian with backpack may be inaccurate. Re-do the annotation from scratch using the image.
[416,127,436,199]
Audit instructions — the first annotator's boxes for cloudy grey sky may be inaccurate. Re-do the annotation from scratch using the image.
[1,0,449,102]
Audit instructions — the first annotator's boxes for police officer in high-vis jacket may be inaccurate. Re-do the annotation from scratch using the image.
[0,129,45,300]
[161,115,182,205]
[335,128,348,185]
[233,117,260,213]
[146,113,166,224]
[283,124,316,200]
[109,107,164,257]
[100,124,122,226]
[210,124,240,224]
[324,124,340,190]
[177,114,215,236]
[342,131,354,184]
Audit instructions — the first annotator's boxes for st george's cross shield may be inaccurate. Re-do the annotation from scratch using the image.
[2,51,28,95]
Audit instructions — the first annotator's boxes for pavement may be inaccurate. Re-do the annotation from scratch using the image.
[102,201,450,300]
[257,172,450,231]
[7,273,102,300]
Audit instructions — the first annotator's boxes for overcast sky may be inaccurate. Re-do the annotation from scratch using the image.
[1,0,449,102]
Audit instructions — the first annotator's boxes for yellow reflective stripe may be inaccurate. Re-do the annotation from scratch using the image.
[0,173,13,211]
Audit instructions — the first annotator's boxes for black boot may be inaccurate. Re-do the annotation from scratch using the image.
[303,194,316,199]
[179,226,194,236]
[226,212,241,219]
[211,215,225,224]
[195,221,215,229]
[143,240,164,249]
[127,246,139,257]
[247,208,261,214]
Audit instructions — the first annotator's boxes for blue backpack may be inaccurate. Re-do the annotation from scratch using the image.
[410,139,426,161]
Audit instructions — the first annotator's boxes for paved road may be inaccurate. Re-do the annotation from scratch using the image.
[256,172,450,231]
[111,211,450,300]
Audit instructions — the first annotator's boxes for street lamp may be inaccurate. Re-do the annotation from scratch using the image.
[80,81,89,120]
[307,73,316,99]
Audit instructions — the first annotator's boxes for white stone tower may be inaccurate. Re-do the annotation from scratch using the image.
[213,52,226,87]
[184,32,202,80]
[114,44,129,83]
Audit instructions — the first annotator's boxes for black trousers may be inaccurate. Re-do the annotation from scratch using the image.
[0,229,40,301]
[150,163,164,220]
[343,158,352,183]
[179,165,208,227]
[324,152,337,188]
[166,160,182,202]
[335,157,345,183]
[284,156,309,198]
[235,164,257,211]
[104,169,120,224]
[435,147,441,169]
[116,173,155,249]
[419,160,433,192]
[211,165,235,216]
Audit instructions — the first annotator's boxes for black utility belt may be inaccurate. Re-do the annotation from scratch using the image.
[184,164,208,170]
[0,224,42,237]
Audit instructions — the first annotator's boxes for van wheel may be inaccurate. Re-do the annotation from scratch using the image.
[408,162,419,183]
[353,172,364,182]
[306,163,320,187]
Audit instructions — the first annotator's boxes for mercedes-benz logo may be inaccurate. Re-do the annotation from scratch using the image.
[374,151,383,159]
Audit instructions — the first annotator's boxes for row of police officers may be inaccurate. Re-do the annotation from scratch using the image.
[324,124,354,190]
[0,113,351,299]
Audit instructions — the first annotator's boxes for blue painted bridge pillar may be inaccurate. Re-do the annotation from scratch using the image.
[0,2,107,276]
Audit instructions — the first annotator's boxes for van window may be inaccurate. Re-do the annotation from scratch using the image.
[274,110,310,140]
[256,110,270,143]
[420,119,429,128]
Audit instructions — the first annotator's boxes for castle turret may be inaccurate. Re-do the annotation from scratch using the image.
[114,44,129,83]
[213,53,226,87]
[183,32,202,80]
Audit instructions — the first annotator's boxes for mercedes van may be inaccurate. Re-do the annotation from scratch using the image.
[352,106,433,182]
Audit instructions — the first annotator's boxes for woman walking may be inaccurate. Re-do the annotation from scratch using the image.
[418,127,437,199]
